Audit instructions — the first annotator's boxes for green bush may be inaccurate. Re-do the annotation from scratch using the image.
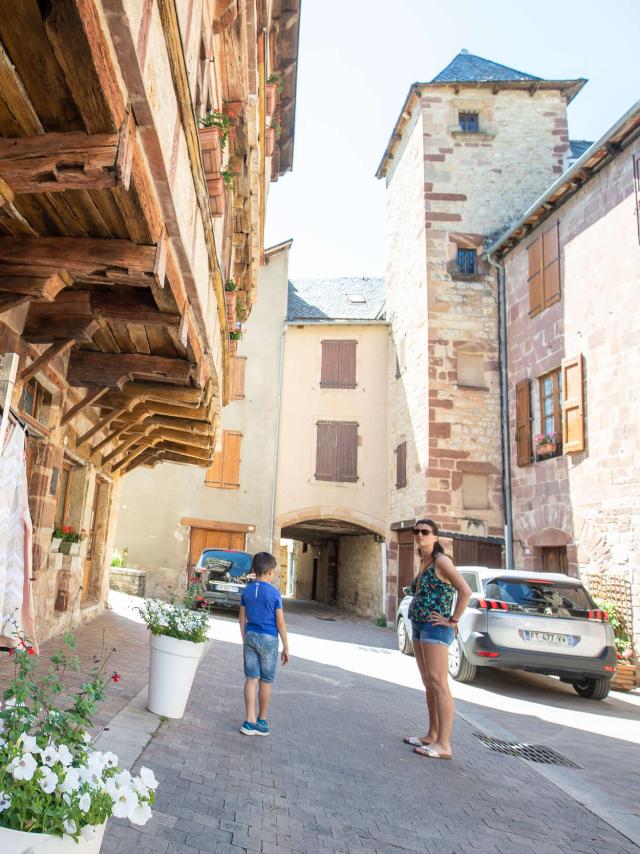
[111,554,123,567]
[594,598,631,656]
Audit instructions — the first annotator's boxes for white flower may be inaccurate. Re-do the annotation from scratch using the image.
[87,751,105,776]
[139,766,159,790]
[111,786,138,819]
[57,744,73,767]
[79,764,98,785]
[10,752,37,781]
[78,792,91,813]
[62,792,71,806]
[59,767,81,793]
[82,731,91,744]
[102,751,118,769]
[63,818,77,836]
[115,769,132,788]
[133,779,149,799]
[129,801,153,825]
[0,791,11,812]
[39,766,58,794]
[0,719,5,734]
[17,733,38,754]
[5,698,16,708]
[40,744,59,767]
[103,777,119,798]
[0,737,6,749]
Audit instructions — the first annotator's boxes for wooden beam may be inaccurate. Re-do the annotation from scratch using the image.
[23,316,99,344]
[17,339,74,384]
[99,383,204,408]
[25,288,180,327]
[120,425,213,450]
[0,238,165,288]
[0,294,30,315]
[77,404,130,447]
[0,176,14,207]
[67,351,193,388]
[0,267,71,301]
[111,442,153,473]
[60,386,108,426]
[0,122,134,194]
[102,430,149,465]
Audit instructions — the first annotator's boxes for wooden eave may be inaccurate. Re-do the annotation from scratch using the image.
[269,0,301,177]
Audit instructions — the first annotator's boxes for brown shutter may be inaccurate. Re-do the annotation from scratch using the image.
[230,357,246,399]
[336,421,358,482]
[562,355,585,453]
[515,378,532,466]
[315,421,337,480]
[527,237,543,317]
[338,341,357,388]
[205,446,223,486]
[320,341,340,387]
[396,441,407,488]
[634,154,640,245]
[221,431,242,488]
[542,222,561,307]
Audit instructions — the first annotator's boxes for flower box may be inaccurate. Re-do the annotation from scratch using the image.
[265,82,277,117]
[265,126,275,157]
[0,821,106,853]
[50,537,62,553]
[59,541,81,556]
[206,176,225,217]
[612,661,637,691]
[224,290,237,326]
[536,442,557,457]
[198,126,222,179]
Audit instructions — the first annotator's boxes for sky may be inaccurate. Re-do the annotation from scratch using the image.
[264,0,640,279]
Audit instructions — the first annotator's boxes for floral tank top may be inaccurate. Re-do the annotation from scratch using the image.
[408,561,455,624]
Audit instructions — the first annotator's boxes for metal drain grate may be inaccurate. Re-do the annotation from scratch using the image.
[473,733,581,768]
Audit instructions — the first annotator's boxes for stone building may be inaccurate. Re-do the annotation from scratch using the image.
[0,0,300,642]
[376,51,586,617]
[488,103,640,650]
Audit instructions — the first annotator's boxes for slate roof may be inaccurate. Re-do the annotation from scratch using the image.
[287,277,385,321]
[432,51,540,84]
[569,139,594,160]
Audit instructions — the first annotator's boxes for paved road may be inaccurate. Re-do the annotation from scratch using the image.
[101,596,639,854]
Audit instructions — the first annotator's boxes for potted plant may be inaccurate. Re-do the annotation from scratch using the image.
[0,633,157,852]
[594,599,636,690]
[59,526,86,557]
[265,126,275,157]
[198,111,230,181]
[224,281,237,326]
[236,291,247,321]
[137,599,209,719]
[51,526,64,553]
[221,168,234,191]
[535,431,560,458]
[265,73,282,117]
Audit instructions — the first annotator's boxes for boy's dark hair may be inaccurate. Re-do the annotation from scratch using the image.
[252,552,277,577]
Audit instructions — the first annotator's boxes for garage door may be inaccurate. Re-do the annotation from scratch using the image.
[453,538,503,568]
[188,527,246,568]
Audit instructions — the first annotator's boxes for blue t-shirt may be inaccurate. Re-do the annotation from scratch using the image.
[240,581,283,637]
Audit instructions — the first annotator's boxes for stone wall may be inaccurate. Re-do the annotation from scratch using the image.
[504,138,640,651]
[110,567,146,598]
[336,536,383,620]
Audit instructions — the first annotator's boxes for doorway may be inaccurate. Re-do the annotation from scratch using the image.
[311,557,319,600]
[453,538,503,568]
[397,530,415,602]
[541,546,568,573]
[188,526,246,574]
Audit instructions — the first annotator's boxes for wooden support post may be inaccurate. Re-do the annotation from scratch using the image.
[102,429,149,466]
[76,405,130,447]
[60,386,108,426]
[17,339,74,385]
[91,416,141,455]
[111,441,154,473]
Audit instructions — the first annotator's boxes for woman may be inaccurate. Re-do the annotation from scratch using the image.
[402,519,471,760]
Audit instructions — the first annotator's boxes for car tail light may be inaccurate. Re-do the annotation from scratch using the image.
[588,609,608,621]
[477,598,508,611]
[604,665,616,672]
[477,651,500,658]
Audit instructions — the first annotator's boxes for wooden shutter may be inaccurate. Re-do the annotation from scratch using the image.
[542,222,561,307]
[338,341,357,388]
[205,430,242,488]
[634,154,640,246]
[527,237,543,317]
[204,446,223,486]
[515,378,532,466]
[321,341,356,388]
[562,354,585,453]
[336,421,358,482]
[315,421,337,480]
[396,441,407,488]
[230,357,246,399]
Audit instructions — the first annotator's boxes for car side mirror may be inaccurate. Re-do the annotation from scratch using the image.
[402,586,412,597]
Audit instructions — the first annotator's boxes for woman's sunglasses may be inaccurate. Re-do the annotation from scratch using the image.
[413,528,434,537]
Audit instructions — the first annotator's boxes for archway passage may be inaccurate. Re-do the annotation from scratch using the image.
[280,517,384,620]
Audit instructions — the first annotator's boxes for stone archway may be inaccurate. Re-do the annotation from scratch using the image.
[524,527,575,575]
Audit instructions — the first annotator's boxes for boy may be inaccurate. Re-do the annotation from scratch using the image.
[239,551,289,736]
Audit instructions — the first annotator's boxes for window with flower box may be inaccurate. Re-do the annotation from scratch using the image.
[537,368,562,459]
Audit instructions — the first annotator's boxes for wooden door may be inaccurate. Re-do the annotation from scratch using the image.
[541,546,568,573]
[188,527,246,570]
[82,480,107,603]
[397,531,415,601]
[453,538,503,569]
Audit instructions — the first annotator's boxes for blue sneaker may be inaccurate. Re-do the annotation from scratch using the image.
[240,720,259,735]
[255,718,270,736]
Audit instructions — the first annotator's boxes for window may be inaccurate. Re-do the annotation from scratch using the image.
[320,340,357,388]
[460,571,480,593]
[205,430,242,489]
[528,222,561,317]
[457,352,485,388]
[459,111,479,132]
[395,441,407,489]
[539,368,562,442]
[230,357,246,399]
[18,379,52,426]
[457,248,477,275]
[462,473,489,509]
[315,421,358,483]
[515,378,532,466]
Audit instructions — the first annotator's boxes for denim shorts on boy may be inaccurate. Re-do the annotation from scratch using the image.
[412,621,455,647]
[243,631,279,683]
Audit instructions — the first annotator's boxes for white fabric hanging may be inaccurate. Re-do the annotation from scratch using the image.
[0,423,37,649]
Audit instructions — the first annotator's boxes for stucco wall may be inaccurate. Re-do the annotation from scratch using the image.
[336,536,383,620]
[504,140,640,647]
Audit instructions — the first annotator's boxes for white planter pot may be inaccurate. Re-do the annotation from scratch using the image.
[147,633,205,719]
[50,537,62,553]
[0,821,106,853]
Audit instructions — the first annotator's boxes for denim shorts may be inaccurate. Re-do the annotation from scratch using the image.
[412,621,455,647]
[243,631,279,683]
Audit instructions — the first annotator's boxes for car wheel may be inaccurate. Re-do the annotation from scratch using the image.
[572,677,610,700]
[397,617,414,656]
[448,636,477,683]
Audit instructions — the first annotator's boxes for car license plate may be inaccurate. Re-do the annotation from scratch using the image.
[216,583,240,593]
[523,630,574,646]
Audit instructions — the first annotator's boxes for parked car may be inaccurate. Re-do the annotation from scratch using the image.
[194,549,254,610]
[396,567,618,700]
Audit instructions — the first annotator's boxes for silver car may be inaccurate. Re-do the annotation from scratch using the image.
[396,567,617,700]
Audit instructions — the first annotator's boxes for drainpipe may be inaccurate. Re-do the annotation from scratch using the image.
[268,327,286,553]
[380,541,388,621]
[486,252,515,569]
